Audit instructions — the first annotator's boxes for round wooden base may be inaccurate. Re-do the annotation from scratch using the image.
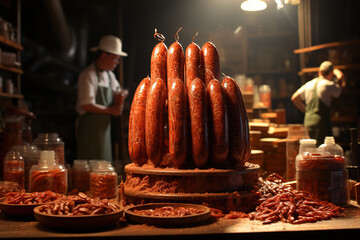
[123,163,261,212]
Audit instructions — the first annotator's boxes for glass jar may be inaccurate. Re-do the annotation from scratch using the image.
[259,84,271,108]
[71,160,90,192]
[29,151,67,194]
[90,161,117,199]
[286,124,309,181]
[33,133,65,165]
[296,149,349,205]
[3,150,24,188]
[11,145,40,191]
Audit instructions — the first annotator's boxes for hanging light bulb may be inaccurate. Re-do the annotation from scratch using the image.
[241,0,267,11]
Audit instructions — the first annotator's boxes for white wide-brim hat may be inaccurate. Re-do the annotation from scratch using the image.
[90,35,128,57]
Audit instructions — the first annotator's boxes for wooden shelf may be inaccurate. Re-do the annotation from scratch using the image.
[247,69,298,75]
[0,92,24,99]
[0,64,23,74]
[0,35,23,51]
[298,63,360,75]
[294,39,360,54]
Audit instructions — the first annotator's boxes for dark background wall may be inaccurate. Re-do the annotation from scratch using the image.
[1,0,358,164]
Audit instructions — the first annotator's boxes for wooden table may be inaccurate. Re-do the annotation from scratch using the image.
[1,202,360,240]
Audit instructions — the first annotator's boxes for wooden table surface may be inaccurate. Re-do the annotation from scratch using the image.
[1,201,360,240]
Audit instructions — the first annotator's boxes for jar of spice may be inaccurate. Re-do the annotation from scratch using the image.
[296,145,349,205]
[71,160,90,192]
[11,145,40,191]
[33,133,65,165]
[89,161,117,199]
[3,150,24,188]
[29,150,67,194]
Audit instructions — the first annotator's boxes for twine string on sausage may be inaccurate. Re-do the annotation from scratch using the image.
[154,28,165,42]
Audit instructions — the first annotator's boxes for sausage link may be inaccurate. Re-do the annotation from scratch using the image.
[146,78,167,167]
[222,76,250,166]
[151,42,167,84]
[185,42,203,92]
[188,78,209,167]
[128,76,151,166]
[167,41,184,91]
[206,79,229,165]
[168,78,187,167]
[201,41,220,86]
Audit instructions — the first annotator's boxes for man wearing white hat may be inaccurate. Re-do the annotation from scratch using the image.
[76,35,128,162]
[291,61,345,145]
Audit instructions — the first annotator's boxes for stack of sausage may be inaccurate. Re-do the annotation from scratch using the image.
[128,32,250,169]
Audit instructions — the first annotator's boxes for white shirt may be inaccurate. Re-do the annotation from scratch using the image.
[76,63,120,115]
[295,76,342,107]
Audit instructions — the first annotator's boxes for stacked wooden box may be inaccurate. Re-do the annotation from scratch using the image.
[249,121,289,178]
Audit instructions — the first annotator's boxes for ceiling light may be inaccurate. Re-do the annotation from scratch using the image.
[241,0,267,11]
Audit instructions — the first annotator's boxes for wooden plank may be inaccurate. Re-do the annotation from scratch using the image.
[298,63,360,75]
[294,39,360,54]
[0,35,23,51]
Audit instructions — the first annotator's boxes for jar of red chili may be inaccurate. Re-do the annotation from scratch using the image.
[89,161,117,199]
[296,147,349,205]
[11,145,40,191]
[3,150,24,188]
[29,150,67,194]
[33,133,65,165]
[71,160,90,192]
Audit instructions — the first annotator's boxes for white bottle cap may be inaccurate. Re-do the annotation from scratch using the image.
[39,150,56,165]
[324,136,335,145]
[300,139,317,145]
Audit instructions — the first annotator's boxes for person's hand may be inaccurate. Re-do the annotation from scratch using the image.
[333,69,345,87]
[110,104,123,116]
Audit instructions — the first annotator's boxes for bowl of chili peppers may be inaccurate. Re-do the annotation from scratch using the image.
[0,190,62,218]
[33,192,123,231]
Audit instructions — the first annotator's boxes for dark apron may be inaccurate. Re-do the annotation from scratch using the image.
[77,68,113,162]
[304,79,332,145]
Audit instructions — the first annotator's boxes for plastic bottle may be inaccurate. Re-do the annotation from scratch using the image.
[33,133,65,165]
[318,136,344,156]
[89,161,117,199]
[71,160,90,192]
[296,139,349,205]
[29,150,67,194]
[286,124,309,181]
[3,150,24,188]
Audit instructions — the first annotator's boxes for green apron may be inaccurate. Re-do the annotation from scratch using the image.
[304,79,332,146]
[77,66,113,162]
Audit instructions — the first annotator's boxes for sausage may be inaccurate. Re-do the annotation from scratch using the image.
[222,75,250,166]
[185,42,203,92]
[168,78,187,168]
[201,41,220,86]
[206,79,229,165]
[151,42,167,84]
[145,78,167,167]
[167,41,184,90]
[188,78,209,167]
[128,76,151,166]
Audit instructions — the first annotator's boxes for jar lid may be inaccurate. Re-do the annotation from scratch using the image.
[92,161,114,172]
[300,139,317,145]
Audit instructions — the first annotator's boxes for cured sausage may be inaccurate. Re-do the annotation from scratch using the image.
[185,41,203,92]
[222,75,250,166]
[145,78,167,167]
[128,76,151,166]
[188,78,209,167]
[150,31,167,84]
[167,41,184,90]
[201,41,220,86]
[168,78,187,167]
[206,79,229,165]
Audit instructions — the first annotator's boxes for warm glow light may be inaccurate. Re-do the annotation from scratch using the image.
[241,0,267,11]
